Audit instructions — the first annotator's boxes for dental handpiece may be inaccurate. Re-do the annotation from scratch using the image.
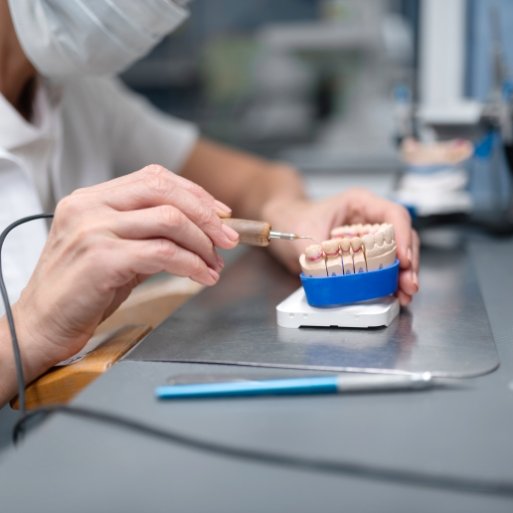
[222,218,311,247]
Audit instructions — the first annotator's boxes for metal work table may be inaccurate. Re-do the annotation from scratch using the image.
[1,230,513,513]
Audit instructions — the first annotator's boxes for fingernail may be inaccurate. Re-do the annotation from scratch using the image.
[411,270,418,289]
[222,223,239,242]
[215,200,232,217]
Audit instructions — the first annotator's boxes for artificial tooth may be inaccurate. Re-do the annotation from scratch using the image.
[339,237,351,253]
[330,227,341,238]
[350,237,367,273]
[330,226,347,238]
[321,239,343,276]
[321,239,340,256]
[305,244,323,261]
[362,234,375,250]
[350,237,362,252]
[299,244,328,277]
[374,231,384,246]
[383,224,395,243]
[335,225,354,239]
[361,224,372,235]
[380,225,397,267]
[339,238,354,274]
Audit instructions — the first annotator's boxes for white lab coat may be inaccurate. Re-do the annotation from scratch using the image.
[0,77,198,308]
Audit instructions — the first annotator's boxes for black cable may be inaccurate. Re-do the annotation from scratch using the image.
[4,214,513,499]
[0,213,54,415]
[12,405,513,498]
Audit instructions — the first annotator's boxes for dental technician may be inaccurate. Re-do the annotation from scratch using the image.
[0,0,419,406]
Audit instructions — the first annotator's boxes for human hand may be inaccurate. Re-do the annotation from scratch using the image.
[262,188,419,306]
[12,165,239,378]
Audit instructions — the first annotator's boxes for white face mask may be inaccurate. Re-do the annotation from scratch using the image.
[8,0,189,78]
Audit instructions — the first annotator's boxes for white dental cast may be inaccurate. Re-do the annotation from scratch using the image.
[300,223,397,277]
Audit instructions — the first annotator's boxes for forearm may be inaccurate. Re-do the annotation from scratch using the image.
[179,138,307,221]
[0,317,17,406]
[0,306,59,407]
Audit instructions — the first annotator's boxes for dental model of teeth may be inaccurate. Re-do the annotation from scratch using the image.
[299,223,397,277]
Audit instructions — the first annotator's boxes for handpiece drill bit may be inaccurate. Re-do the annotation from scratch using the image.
[269,231,312,241]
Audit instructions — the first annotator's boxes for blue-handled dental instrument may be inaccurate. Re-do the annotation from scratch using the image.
[155,372,433,400]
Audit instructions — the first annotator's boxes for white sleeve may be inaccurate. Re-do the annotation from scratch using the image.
[94,78,199,176]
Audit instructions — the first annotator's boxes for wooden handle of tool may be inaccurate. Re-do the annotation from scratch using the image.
[222,218,271,247]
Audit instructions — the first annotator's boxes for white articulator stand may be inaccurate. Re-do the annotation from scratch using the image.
[276,288,399,329]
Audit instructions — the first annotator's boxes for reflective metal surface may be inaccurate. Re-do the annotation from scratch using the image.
[129,239,498,377]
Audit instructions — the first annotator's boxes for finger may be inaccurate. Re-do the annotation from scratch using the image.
[144,166,226,207]
[110,239,220,287]
[78,174,239,249]
[397,289,412,307]
[110,206,224,272]
[411,229,420,274]
[382,206,413,271]
[398,269,419,297]
[75,165,231,217]
[167,172,232,215]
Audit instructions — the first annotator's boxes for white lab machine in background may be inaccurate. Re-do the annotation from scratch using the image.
[253,0,413,173]
[409,0,513,231]
[418,0,481,126]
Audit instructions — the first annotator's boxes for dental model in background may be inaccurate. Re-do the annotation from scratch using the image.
[400,137,473,166]
[394,137,474,217]
[299,224,397,277]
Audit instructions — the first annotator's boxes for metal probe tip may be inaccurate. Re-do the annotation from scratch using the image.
[269,230,312,241]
